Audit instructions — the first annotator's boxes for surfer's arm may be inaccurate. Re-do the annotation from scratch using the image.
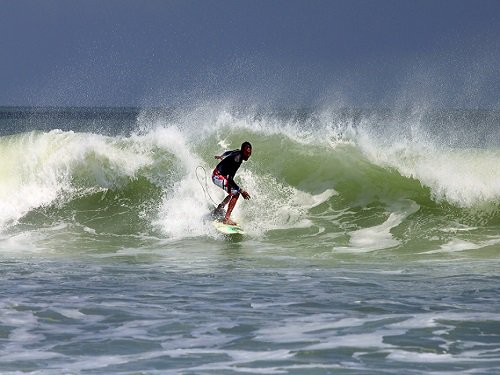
[214,150,232,160]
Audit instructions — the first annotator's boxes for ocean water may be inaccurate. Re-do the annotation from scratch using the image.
[1,105,500,374]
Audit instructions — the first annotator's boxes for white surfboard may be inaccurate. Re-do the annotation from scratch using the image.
[212,220,245,235]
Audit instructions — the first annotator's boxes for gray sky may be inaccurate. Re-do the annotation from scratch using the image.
[1,0,499,107]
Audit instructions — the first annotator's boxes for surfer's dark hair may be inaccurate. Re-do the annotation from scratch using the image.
[241,141,252,150]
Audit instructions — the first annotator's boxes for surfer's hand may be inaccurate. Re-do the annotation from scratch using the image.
[214,155,222,160]
[241,190,251,200]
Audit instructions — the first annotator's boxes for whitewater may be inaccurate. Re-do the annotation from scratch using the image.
[1,105,500,374]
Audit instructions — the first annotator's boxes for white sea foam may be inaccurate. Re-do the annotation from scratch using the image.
[356,117,500,207]
[420,236,500,255]
[335,200,420,253]
[149,126,216,239]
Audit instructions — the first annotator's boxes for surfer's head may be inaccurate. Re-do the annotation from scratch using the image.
[241,141,252,161]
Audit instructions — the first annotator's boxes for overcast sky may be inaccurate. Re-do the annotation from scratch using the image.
[1,0,499,108]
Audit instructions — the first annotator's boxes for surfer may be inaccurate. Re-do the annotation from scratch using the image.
[212,141,252,225]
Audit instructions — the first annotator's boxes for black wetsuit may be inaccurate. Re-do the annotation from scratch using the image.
[215,149,244,191]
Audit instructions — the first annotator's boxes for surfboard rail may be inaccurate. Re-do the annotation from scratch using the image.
[212,220,245,235]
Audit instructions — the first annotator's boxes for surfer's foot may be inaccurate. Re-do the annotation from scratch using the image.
[223,218,237,226]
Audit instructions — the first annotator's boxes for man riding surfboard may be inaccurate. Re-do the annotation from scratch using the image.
[212,141,252,225]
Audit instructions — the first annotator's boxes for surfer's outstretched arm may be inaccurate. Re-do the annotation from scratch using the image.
[215,150,232,161]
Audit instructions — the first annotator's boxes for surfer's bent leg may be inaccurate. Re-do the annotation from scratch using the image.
[224,192,240,225]
[212,172,237,217]
[219,195,231,209]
